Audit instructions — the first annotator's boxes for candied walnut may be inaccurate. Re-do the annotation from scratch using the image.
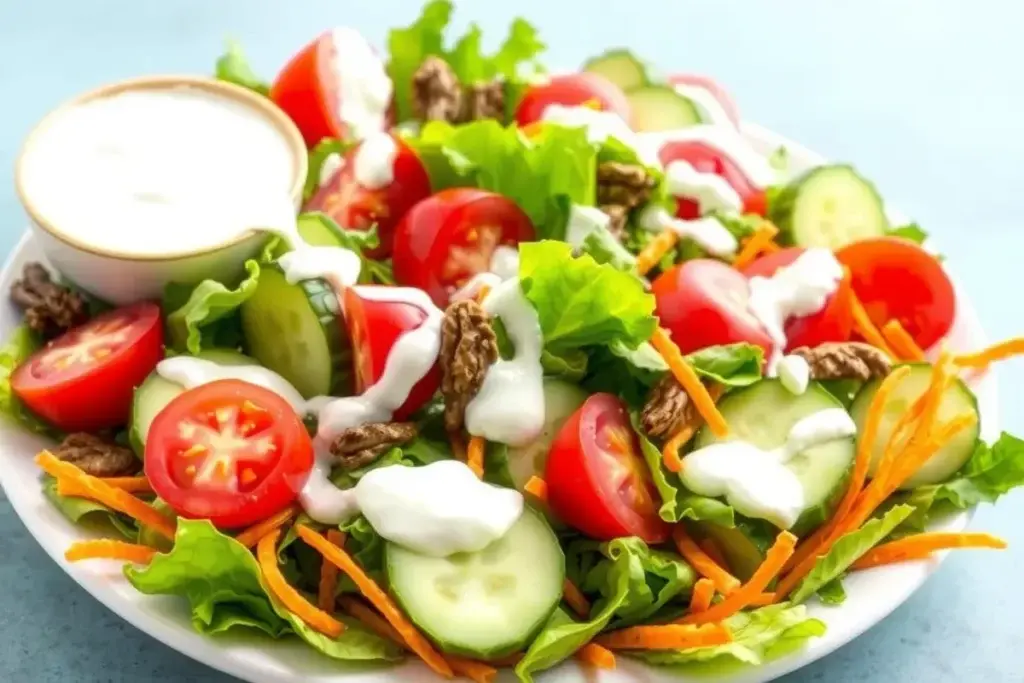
[54,433,139,477]
[330,422,418,469]
[596,162,657,210]
[10,263,88,340]
[791,342,892,382]
[461,81,505,122]
[412,56,463,123]
[641,375,693,439]
[440,299,499,432]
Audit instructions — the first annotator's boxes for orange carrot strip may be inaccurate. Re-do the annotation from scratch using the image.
[681,531,797,624]
[748,592,776,607]
[596,623,732,650]
[954,338,1024,369]
[476,284,492,302]
[689,578,715,614]
[673,526,741,594]
[760,240,782,255]
[635,229,680,276]
[466,436,486,478]
[297,525,453,678]
[575,643,616,669]
[651,328,729,437]
[235,505,299,548]
[58,477,152,497]
[732,223,779,270]
[699,538,728,568]
[563,578,591,618]
[662,425,695,473]
[851,533,1006,571]
[524,475,548,503]
[65,539,157,564]
[257,529,344,638]
[318,529,346,613]
[882,320,925,362]
[36,452,176,540]
[849,292,896,359]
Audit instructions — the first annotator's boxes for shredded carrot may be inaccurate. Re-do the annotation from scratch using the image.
[596,623,732,651]
[882,320,925,362]
[60,476,152,494]
[699,538,728,569]
[488,653,524,667]
[562,578,591,618]
[662,425,694,473]
[732,222,779,270]
[466,436,486,478]
[749,592,776,607]
[524,475,548,502]
[235,504,299,548]
[317,529,346,613]
[955,337,1024,369]
[65,539,157,564]
[689,578,715,614]
[257,529,344,638]
[36,452,176,540]
[760,240,782,255]
[851,533,1006,571]
[651,328,729,437]
[849,292,896,359]
[673,526,740,594]
[576,643,616,669]
[681,531,797,624]
[635,229,680,276]
[297,525,453,678]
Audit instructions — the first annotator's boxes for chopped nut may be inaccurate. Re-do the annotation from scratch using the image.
[440,299,499,432]
[54,433,139,478]
[330,422,418,469]
[461,81,505,122]
[641,375,693,439]
[599,204,630,238]
[597,162,657,210]
[10,263,89,340]
[412,56,463,123]
[791,342,892,382]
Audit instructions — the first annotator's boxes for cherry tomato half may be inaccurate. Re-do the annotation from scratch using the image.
[546,393,670,543]
[145,380,314,529]
[515,73,631,127]
[652,259,774,359]
[304,136,431,258]
[742,247,854,350]
[836,237,955,350]
[12,302,163,432]
[343,286,440,420]
[666,74,741,127]
[392,189,535,308]
[658,140,766,219]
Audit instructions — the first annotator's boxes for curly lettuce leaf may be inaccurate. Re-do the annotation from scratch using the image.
[0,324,59,437]
[686,343,765,387]
[165,259,261,354]
[214,40,270,96]
[816,578,847,606]
[42,475,138,540]
[887,222,928,244]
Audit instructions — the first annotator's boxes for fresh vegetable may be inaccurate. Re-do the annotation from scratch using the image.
[514,73,631,126]
[258,529,345,637]
[668,74,741,126]
[627,86,702,132]
[650,328,730,437]
[214,40,270,96]
[851,531,1006,570]
[688,519,773,582]
[506,379,588,491]
[672,526,741,594]
[582,50,649,92]
[64,539,156,564]
[658,139,766,219]
[0,324,58,436]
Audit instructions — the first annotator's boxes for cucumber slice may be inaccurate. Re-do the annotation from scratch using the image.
[583,49,649,92]
[851,363,980,489]
[769,165,889,249]
[386,507,564,658]
[694,380,855,535]
[506,379,588,491]
[239,265,352,399]
[626,86,702,132]
[297,214,348,247]
[688,517,774,581]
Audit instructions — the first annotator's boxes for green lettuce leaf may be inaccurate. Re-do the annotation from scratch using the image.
[0,324,59,437]
[214,40,270,96]
[304,139,350,202]
[579,229,637,271]
[887,222,928,244]
[686,343,765,387]
[165,259,261,354]
[816,578,847,605]
[42,476,138,541]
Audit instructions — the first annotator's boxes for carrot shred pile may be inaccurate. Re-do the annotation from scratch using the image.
[732,222,779,270]
[662,425,694,473]
[673,526,740,595]
[235,504,299,548]
[65,539,157,564]
[688,578,715,614]
[37,452,176,540]
[576,643,617,669]
[651,328,729,437]
[748,592,776,607]
[596,623,732,651]
[524,475,548,502]
[851,533,1007,571]
[562,578,591,618]
[699,538,728,568]
[59,476,153,497]
[466,436,486,478]
[635,229,680,276]
[882,320,925,362]
[954,337,1024,369]
[297,525,453,678]
[317,529,346,614]
[849,290,896,359]
[256,529,344,638]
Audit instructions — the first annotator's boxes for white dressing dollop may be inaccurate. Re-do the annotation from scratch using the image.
[156,357,307,414]
[330,27,393,140]
[565,204,613,248]
[318,152,344,187]
[449,246,520,302]
[638,205,738,257]
[651,126,777,189]
[673,83,735,128]
[488,245,520,280]
[352,132,397,189]
[277,245,362,291]
[663,160,743,214]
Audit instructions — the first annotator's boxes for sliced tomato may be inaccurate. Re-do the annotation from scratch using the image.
[666,74,741,126]
[392,189,535,308]
[836,237,955,350]
[11,302,163,432]
[515,73,631,126]
[742,247,854,350]
[304,135,431,258]
[658,139,766,219]
[652,259,774,359]
[343,286,440,420]
[546,393,669,543]
[145,380,313,529]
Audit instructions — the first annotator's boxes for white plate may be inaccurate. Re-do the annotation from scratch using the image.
[0,124,999,683]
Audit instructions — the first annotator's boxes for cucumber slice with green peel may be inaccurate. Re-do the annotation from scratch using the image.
[583,49,649,92]
[506,379,588,491]
[694,380,856,535]
[851,363,980,489]
[385,508,564,658]
[688,517,774,581]
[239,265,352,399]
[297,214,349,247]
[626,86,702,132]
[769,165,889,249]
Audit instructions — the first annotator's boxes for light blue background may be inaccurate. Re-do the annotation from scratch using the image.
[1,1,1022,681]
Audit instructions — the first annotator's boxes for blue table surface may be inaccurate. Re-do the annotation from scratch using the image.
[2,1,1023,681]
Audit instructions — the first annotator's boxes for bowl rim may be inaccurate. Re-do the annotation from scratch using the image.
[13,75,308,263]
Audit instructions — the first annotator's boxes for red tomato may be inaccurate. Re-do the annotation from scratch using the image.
[546,393,670,543]
[145,380,314,529]
[392,189,535,308]
[343,287,440,420]
[659,140,767,219]
[666,74,741,126]
[836,237,955,349]
[304,136,431,258]
[11,302,163,432]
[652,259,774,359]
[742,247,854,350]
[515,73,631,126]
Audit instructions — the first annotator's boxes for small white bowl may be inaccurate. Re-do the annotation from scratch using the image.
[13,76,308,305]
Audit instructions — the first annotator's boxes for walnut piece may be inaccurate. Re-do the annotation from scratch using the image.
[440,299,499,432]
[791,342,892,382]
[54,433,139,477]
[641,375,693,439]
[462,81,505,122]
[412,56,463,123]
[330,422,418,470]
[597,162,657,210]
[600,204,630,239]
[10,263,88,340]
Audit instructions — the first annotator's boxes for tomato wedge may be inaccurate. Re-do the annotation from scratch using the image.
[11,302,163,431]
[546,393,670,543]
[514,73,631,126]
[658,140,766,219]
[145,379,314,529]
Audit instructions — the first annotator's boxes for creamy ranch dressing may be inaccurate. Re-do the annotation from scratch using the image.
[318,152,344,188]
[449,246,520,301]
[680,408,856,528]
[156,357,307,413]
[639,205,738,257]
[663,160,743,214]
[565,204,613,247]
[353,132,397,189]
[652,126,777,189]
[673,83,735,128]
[330,27,393,140]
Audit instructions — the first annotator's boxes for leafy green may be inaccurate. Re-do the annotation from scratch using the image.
[165,259,261,354]
[214,40,270,96]
[686,343,765,387]
[887,222,928,244]
[579,229,638,271]
[816,578,847,605]
[41,476,138,541]
[0,324,59,437]
[296,213,393,285]
[790,504,913,604]
[540,349,589,383]
[303,139,350,202]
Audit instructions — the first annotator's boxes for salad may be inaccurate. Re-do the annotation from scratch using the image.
[5,1,1024,680]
